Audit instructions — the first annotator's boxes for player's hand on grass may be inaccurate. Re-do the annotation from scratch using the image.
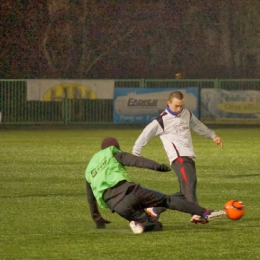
[156,164,171,172]
[96,217,111,229]
[213,136,223,148]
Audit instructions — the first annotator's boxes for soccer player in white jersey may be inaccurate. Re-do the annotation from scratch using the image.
[132,91,224,223]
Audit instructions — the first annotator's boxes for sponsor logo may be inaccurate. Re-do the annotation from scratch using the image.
[127,98,158,107]
[43,83,97,101]
[91,157,107,178]
[217,102,260,114]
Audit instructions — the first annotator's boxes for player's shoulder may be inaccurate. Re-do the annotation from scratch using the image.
[182,108,191,113]
[152,111,169,130]
[157,110,168,119]
[181,108,193,119]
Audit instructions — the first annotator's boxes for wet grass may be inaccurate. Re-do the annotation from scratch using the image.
[0,128,259,259]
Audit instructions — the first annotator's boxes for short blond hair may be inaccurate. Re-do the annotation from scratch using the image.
[167,91,184,102]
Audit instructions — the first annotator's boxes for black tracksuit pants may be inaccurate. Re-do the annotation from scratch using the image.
[104,181,206,232]
[172,156,198,204]
[153,156,198,216]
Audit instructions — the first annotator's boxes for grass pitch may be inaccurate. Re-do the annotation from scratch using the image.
[0,128,259,259]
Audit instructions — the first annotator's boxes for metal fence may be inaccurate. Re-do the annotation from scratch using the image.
[1,79,260,125]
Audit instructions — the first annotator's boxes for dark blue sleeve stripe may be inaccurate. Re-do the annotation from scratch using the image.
[155,112,167,130]
[188,110,192,119]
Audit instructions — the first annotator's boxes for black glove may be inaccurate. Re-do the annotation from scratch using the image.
[157,164,171,172]
[96,218,111,229]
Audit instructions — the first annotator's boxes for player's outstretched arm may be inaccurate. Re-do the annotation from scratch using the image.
[132,120,161,156]
[114,152,171,172]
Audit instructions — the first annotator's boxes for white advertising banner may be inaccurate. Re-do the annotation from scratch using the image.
[201,88,260,124]
[113,87,199,124]
[27,79,115,101]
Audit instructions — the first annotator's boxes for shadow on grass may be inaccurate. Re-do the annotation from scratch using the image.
[154,225,232,232]
[0,193,85,198]
[223,174,260,178]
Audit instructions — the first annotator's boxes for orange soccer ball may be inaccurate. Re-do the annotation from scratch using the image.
[224,200,245,220]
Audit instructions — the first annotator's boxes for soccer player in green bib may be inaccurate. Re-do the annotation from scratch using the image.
[85,137,226,234]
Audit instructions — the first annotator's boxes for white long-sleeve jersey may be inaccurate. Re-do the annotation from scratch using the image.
[132,107,217,164]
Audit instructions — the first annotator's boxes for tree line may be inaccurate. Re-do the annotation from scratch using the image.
[1,0,259,79]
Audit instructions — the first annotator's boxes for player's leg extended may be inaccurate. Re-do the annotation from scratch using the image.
[166,192,205,215]
[122,184,226,225]
[135,184,207,217]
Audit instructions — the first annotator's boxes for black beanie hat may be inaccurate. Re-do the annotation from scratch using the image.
[101,137,120,150]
